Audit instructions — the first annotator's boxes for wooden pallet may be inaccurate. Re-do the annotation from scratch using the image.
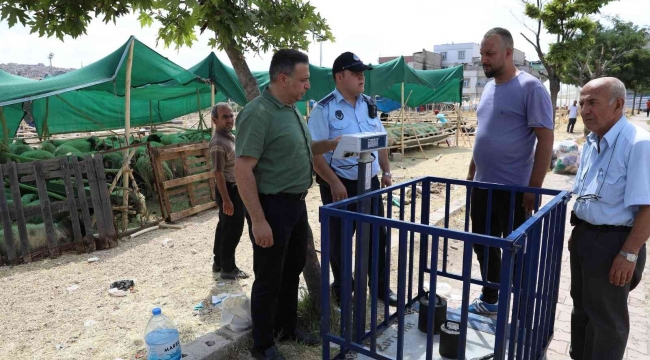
[0,155,117,265]
[150,142,217,223]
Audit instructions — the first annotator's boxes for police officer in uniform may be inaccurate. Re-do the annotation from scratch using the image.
[308,52,398,307]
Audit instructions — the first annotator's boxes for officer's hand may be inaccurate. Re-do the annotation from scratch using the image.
[568,235,572,252]
[381,174,392,188]
[330,136,342,151]
[331,180,348,202]
[609,254,635,287]
[252,219,274,248]
[223,200,235,216]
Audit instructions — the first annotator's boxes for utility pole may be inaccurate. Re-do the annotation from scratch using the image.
[48,53,54,75]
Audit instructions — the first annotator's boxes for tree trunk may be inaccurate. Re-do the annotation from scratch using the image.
[639,94,644,115]
[223,42,261,102]
[632,91,637,115]
[548,74,561,123]
[303,224,322,315]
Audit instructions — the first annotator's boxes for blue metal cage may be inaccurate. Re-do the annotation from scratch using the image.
[319,176,571,360]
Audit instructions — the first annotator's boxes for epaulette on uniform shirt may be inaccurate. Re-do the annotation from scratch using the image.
[318,94,335,107]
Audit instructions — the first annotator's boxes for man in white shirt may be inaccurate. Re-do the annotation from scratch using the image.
[568,100,578,133]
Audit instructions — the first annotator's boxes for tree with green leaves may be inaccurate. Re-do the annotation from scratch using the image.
[521,0,613,120]
[561,18,649,87]
[1,0,334,101]
[2,0,334,313]
[612,48,650,113]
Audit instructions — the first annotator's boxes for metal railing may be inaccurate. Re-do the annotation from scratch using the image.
[319,176,570,360]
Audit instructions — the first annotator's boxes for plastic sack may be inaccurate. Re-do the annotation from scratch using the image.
[553,140,580,175]
[553,140,579,154]
[220,293,252,332]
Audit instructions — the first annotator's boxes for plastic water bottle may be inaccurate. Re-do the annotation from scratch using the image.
[144,308,181,360]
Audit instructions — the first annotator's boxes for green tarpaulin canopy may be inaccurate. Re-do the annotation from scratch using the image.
[0,70,36,139]
[0,36,222,137]
[188,53,463,108]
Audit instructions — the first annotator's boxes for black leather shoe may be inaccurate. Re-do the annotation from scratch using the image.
[220,268,250,280]
[378,289,398,307]
[250,345,286,360]
[277,329,321,346]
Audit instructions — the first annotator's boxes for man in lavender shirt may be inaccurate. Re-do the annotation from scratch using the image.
[466,28,554,315]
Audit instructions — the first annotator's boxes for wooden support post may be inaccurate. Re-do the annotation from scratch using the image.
[122,38,135,232]
[401,82,405,157]
[456,103,461,147]
[211,83,216,136]
[42,98,50,138]
[0,107,8,145]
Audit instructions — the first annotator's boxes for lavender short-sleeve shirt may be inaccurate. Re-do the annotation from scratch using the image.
[473,71,554,186]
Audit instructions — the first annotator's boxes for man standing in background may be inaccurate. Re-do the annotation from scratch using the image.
[568,100,579,133]
[210,103,249,280]
[466,27,554,315]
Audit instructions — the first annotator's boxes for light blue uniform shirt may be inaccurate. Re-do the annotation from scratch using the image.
[308,89,387,180]
[573,117,650,226]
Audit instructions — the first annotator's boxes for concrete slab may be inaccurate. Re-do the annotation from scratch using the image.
[345,313,497,360]
[181,326,251,360]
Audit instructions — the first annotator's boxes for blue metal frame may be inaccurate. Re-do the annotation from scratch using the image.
[320,176,570,360]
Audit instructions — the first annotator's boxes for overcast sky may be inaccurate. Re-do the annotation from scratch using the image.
[0,0,648,71]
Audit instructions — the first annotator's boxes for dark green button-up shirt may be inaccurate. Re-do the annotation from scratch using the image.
[235,87,313,194]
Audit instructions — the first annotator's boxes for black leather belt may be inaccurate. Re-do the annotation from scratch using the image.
[262,191,308,201]
[571,211,632,233]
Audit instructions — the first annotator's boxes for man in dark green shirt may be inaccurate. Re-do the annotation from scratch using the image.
[234,49,338,360]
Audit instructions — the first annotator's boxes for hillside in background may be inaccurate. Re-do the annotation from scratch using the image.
[0,63,76,79]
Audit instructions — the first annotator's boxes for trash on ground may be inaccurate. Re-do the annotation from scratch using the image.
[108,288,128,297]
[110,279,135,291]
[66,285,79,292]
[87,257,99,263]
[84,319,97,327]
[553,140,580,175]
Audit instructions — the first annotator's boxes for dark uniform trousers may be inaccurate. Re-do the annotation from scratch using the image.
[246,193,309,351]
[569,222,646,360]
[319,175,388,301]
[470,188,527,304]
[213,182,245,272]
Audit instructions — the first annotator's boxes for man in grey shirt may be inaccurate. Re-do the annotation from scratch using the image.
[466,28,554,315]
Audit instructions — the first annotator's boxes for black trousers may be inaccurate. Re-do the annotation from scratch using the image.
[319,175,388,299]
[569,223,646,360]
[567,118,577,133]
[213,182,245,272]
[470,188,527,304]
[247,194,309,351]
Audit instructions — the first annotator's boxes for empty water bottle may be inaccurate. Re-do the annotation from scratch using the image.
[144,308,181,360]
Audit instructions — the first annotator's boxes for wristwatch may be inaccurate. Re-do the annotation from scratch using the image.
[382,172,392,178]
[619,250,638,263]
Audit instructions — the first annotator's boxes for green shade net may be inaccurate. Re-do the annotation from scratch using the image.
[0,70,36,139]
[188,53,463,108]
[0,37,222,136]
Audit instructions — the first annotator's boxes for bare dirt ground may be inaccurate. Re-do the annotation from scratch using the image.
[0,124,585,360]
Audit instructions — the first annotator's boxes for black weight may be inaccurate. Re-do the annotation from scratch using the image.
[439,320,461,359]
[417,292,447,335]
